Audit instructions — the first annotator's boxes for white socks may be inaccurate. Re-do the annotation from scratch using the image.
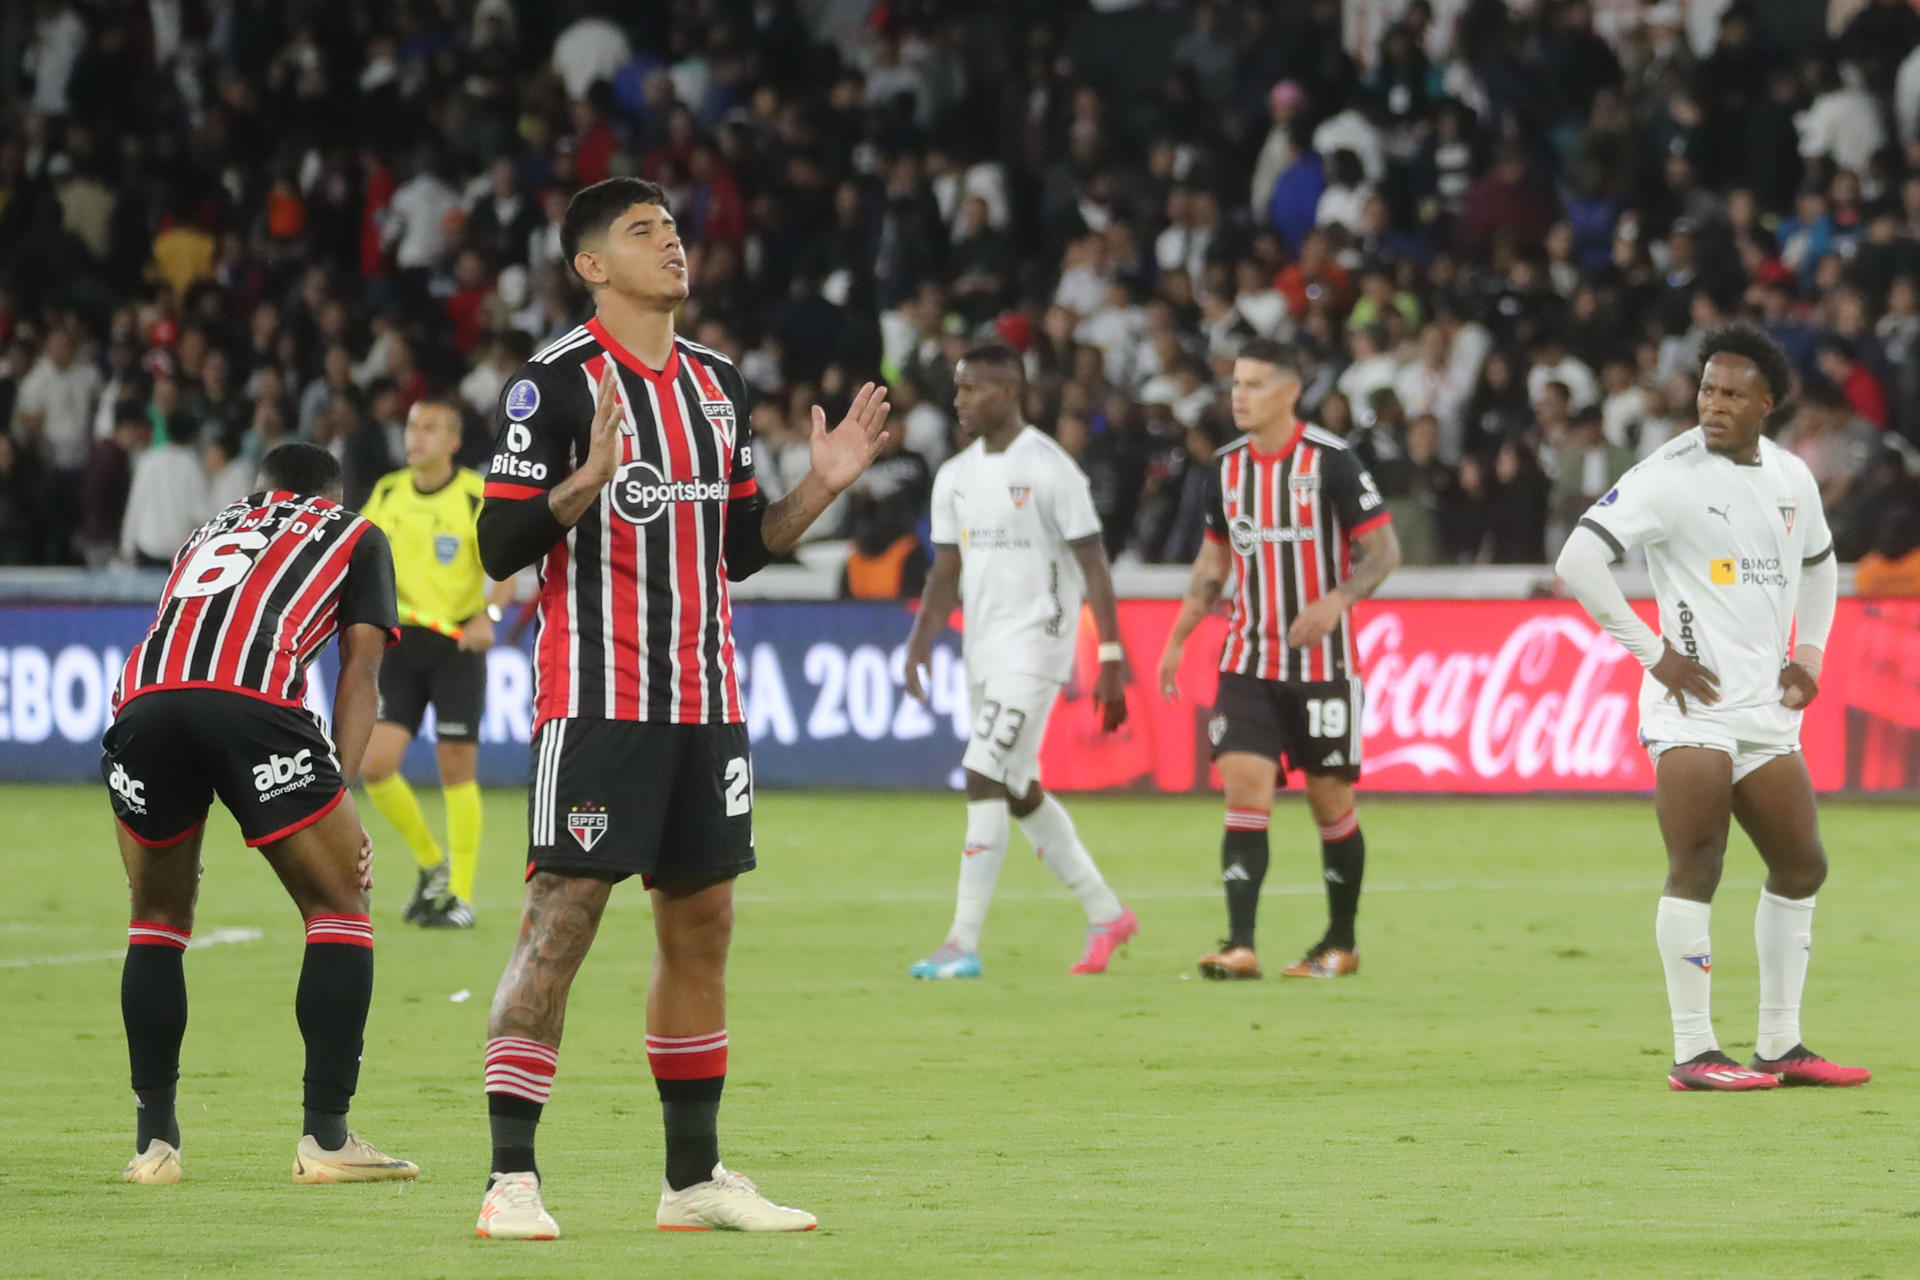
[1755,889,1815,1061]
[947,800,1010,953]
[1016,794,1123,927]
[1656,896,1718,1062]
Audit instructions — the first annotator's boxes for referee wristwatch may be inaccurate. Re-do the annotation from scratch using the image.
[486,604,505,624]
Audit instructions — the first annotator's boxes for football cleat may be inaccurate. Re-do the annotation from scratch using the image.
[1198,943,1262,981]
[404,862,450,923]
[657,1164,817,1232]
[418,894,475,929]
[1667,1050,1781,1092]
[1281,946,1360,979]
[291,1131,420,1183]
[909,941,981,980]
[122,1138,182,1185]
[1070,907,1139,975]
[1749,1045,1872,1087]
[476,1171,560,1240]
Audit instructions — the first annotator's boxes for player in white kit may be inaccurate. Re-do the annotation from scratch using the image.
[1556,324,1869,1092]
[903,344,1137,978]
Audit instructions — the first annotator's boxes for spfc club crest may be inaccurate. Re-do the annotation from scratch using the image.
[1008,485,1032,508]
[1208,714,1227,745]
[1779,502,1796,532]
[567,803,608,852]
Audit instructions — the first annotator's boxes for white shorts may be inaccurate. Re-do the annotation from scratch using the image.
[962,674,1062,795]
[1640,719,1798,785]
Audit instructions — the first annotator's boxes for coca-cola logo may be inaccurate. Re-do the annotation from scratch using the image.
[1357,612,1638,781]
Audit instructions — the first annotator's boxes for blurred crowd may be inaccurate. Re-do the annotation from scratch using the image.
[2,0,1920,594]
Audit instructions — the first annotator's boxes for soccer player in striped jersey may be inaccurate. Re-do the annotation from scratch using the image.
[1158,340,1401,981]
[103,443,418,1186]
[471,178,890,1240]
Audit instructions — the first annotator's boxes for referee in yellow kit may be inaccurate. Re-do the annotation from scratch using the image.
[359,398,516,929]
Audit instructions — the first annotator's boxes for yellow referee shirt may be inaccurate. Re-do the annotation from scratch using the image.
[360,467,489,639]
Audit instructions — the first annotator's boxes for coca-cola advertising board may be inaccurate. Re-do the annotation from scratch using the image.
[1037,598,1920,795]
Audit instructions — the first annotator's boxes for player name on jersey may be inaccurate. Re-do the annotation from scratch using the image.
[116,491,390,711]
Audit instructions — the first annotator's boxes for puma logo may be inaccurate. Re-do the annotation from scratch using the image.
[1707,505,1730,524]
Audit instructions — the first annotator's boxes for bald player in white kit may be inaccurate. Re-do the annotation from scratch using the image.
[1557,323,1869,1093]
[903,343,1137,979]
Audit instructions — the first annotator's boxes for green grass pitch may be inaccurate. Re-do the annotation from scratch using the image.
[4,784,1918,1279]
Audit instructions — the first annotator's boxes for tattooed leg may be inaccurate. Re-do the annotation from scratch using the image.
[487,871,613,1047]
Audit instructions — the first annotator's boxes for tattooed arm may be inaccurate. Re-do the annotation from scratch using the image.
[1288,521,1401,649]
[1158,535,1232,699]
[761,383,892,554]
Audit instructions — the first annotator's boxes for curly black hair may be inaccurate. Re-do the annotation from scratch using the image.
[1697,322,1795,404]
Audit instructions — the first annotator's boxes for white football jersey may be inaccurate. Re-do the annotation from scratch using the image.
[930,427,1103,682]
[1578,427,1833,742]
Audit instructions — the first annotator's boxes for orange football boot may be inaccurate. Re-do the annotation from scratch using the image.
[1198,943,1262,980]
[1280,947,1360,978]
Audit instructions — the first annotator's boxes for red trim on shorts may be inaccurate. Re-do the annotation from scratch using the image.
[245,787,346,848]
[1349,512,1392,539]
[484,480,547,501]
[116,816,205,850]
[1204,527,1228,544]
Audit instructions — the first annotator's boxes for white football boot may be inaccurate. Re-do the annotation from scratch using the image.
[476,1171,561,1240]
[656,1164,818,1232]
[122,1139,182,1185]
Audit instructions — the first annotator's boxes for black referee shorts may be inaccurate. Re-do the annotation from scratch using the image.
[377,624,487,742]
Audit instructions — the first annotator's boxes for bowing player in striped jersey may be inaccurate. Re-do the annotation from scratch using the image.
[104,443,418,1187]
[1158,340,1402,981]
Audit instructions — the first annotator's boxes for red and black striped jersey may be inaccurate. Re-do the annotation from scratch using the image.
[480,320,759,730]
[114,491,399,712]
[1203,423,1391,682]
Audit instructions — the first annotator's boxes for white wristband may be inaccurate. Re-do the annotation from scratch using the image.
[1097,642,1125,663]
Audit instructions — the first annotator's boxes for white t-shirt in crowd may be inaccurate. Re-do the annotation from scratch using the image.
[931,427,1103,683]
[1577,427,1832,745]
[15,356,102,470]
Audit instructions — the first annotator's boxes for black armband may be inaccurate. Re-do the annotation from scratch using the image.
[724,491,773,581]
[478,494,569,579]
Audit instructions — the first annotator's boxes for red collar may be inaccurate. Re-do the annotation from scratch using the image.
[587,317,680,383]
[1247,420,1307,462]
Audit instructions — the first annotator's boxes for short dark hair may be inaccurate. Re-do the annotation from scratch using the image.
[958,342,1024,379]
[1236,338,1303,380]
[562,178,672,280]
[261,442,343,497]
[1698,322,1794,402]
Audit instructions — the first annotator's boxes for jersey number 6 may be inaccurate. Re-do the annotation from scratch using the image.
[175,530,271,599]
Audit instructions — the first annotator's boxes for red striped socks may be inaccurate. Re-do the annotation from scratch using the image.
[1225,807,1270,832]
[485,1037,559,1105]
[485,1037,556,1177]
[297,913,374,1147]
[129,920,190,950]
[304,913,373,948]
[650,1031,727,1190]
[1318,810,1365,951]
[123,919,189,1151]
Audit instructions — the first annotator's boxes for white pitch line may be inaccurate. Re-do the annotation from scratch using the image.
[0,926,263,969]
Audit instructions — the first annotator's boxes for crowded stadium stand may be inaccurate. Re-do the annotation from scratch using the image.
[0,0,1917,594]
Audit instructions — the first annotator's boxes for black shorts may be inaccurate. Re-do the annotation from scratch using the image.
[1208,672,1364,781]
[526,718,755,886]
[103,690,346,848]
[378,625,487,742]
